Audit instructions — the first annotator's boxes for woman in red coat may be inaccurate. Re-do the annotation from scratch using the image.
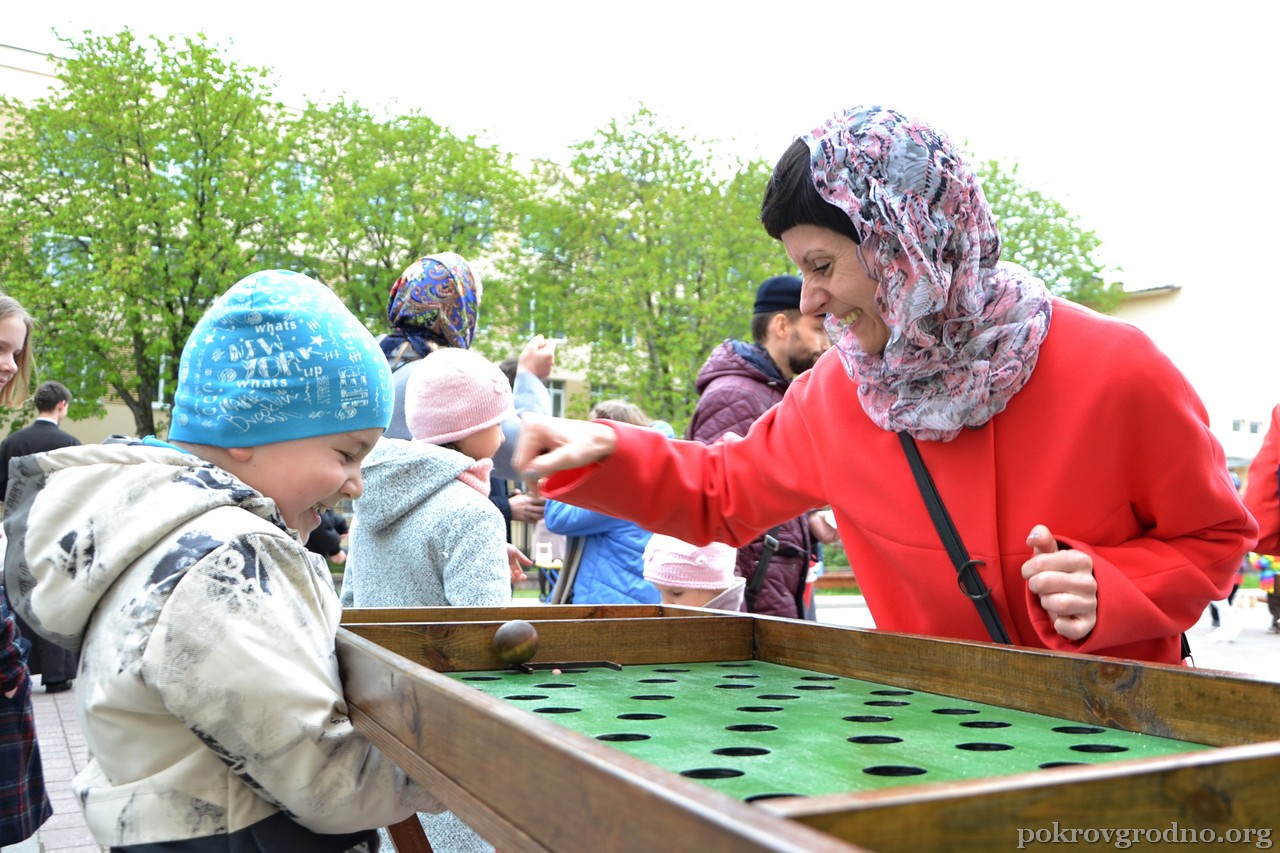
[514,105,1255,665]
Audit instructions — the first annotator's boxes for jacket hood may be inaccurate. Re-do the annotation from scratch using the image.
[2,442,284,653]
[695,340,787,395]
[352,437,473,533]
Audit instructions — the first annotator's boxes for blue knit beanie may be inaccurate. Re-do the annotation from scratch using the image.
[168,270,393,447]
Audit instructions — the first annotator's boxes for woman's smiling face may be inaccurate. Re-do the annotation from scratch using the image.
[782,224,890,356]
[0,314,28,394]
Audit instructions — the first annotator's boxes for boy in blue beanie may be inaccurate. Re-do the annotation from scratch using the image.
[3,270,439,852]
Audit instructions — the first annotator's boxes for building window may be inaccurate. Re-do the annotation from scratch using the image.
[548,380,565,418]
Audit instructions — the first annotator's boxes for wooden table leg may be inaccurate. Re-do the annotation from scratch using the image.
[385,815,434,853]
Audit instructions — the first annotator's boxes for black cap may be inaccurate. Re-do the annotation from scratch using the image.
[753,275,802,314]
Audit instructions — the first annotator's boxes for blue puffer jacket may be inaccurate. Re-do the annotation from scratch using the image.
[543,502,659,605]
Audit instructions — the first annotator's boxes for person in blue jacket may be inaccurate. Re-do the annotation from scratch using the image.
[543,401,661,605]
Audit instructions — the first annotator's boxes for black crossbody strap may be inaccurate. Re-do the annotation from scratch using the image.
[745,528,781,612]
[898,432,1011,644]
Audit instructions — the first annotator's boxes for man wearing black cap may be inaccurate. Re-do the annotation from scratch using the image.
[686,275,837,618]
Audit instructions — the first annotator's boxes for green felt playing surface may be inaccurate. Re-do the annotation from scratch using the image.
[452,660,1210,801]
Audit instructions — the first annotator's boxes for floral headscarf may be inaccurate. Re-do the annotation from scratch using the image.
[805,106,1053,441]
[381,252,482,358]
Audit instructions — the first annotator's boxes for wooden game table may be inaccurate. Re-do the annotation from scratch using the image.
[337,605,1280,852]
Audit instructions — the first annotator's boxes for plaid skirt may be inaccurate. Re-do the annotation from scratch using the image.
[1,594,53,845]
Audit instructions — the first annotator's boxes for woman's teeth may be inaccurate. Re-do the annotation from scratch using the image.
[841,308,863,324]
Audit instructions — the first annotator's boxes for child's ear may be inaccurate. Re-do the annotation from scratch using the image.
[227,447,254,463]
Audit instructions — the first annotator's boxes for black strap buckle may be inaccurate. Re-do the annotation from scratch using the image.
[956,559,991,601]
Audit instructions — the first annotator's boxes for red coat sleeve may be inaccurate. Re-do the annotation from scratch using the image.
[1243,405,1280,555]
[542,419,822,551]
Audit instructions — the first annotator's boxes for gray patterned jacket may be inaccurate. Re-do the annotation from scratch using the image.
[2,441,439,851]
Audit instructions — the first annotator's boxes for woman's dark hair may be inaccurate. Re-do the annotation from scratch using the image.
[760,138,861,244]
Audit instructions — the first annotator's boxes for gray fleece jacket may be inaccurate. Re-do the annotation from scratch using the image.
[342,438,511,609]
[341,437,510,853]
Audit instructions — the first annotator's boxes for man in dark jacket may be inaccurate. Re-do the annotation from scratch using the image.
[687,275,838,618]
[0,381,81,692]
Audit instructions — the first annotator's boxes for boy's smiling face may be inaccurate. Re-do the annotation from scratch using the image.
[225,427,383,538]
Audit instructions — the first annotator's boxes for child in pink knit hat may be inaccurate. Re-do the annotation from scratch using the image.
[342,343,516,853]
[406,348,514,479]
[643,534,746,611]
[343,346,516,607]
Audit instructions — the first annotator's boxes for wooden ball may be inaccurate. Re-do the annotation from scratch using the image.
[493,620,539,665]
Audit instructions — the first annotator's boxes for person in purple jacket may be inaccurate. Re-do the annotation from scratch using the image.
[686,275,839,617]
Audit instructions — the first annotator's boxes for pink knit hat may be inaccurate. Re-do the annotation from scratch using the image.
[643,534,738,589]
[404,348,514,445]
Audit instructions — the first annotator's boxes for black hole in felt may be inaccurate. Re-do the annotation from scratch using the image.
[713,746,770,757]
[800,675,840,681]
[638,678,677,684]
[957,742,1015,752]
[556,668,589,674]
[863,765,927,777]
[533,707,581,714]
[848,735,903,745]
[843,715,892,723]
[865,700,909,707]
[869,689,915,696]
[757,694,799,701]
[653,667,690,673]
[461,675,502,681]
[714,684,755,690]
[793,685,836,691]
[715,663,754,668]
[504,694,550,701]
[597,733,650,742]
[737,705,785,713]
[680,767,745,779]
[933,708,980,715]
[534,683,575,689]
[618,713,665,721]
[1053,725,1105,735]
[1040,761,1087,768]
[960,720,1012,729]
[745,792,804,802]
[1069,743,1128,753]
[723,674,761,680]
[726,724,777,733]
[630,694,675,701]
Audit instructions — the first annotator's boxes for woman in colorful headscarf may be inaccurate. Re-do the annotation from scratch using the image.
[377,252,554,473]
[380,252,483,437]
[511,105,1255,665]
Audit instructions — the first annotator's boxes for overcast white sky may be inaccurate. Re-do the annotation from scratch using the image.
[4,1,1276,292]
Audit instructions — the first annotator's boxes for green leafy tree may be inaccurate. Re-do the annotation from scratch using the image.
[0,30,309,435]
[489,108,789,430]
[294,101,530,329]
[978,160,1122,312]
